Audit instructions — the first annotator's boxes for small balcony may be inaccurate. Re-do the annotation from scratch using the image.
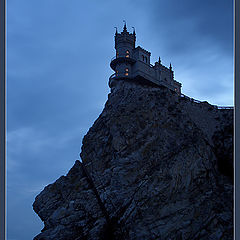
[109,72,133,88]
[111,56,117,62]
[110,55,136,70]
[109,72,132,80]
[109,73,116,80]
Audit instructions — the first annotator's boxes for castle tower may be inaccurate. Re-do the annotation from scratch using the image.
[109,23,182,95]
[110,22,136,78]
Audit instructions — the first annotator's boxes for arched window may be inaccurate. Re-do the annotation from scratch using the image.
[125,68,129,76]
[126,50,130,58]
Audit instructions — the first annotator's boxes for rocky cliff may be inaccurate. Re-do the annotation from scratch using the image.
[33,79,233,240]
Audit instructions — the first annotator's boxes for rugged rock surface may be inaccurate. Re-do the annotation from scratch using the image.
[33,79,233,240]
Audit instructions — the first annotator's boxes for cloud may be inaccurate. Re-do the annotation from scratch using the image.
[148,0,233,52]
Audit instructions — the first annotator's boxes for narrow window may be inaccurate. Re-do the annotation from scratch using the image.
[116,70,118,76]
[116,52,119,58]
[142,55,144,61]
[145,56,148,63]
[126,50,130,58]
[125,68,129,76]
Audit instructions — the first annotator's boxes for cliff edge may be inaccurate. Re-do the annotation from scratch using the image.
[33,79,233,240]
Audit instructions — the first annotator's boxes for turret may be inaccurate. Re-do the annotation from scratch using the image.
[169,62,174,80]
[110,22,136,79]
[114,21,136,58]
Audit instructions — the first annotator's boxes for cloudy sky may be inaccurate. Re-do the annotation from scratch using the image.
[7,0,233,239]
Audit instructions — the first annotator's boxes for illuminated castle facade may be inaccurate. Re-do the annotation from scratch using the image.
[109,23,182,94]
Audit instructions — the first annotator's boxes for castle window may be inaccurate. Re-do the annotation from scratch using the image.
[145,56,148,63]
[125,68,129,76]
[126,50,130,58]
[142,55,144,61]
[116,52,119,58]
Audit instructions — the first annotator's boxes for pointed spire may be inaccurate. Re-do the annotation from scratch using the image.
[170,62,172,71]
[114,27,118,35]
[123,20,127,32]
[132,27,135,35]
[158,57,161,64]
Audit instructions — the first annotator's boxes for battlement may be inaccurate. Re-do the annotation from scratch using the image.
[135,46,151,56]
[114,23,136,50]
[115,33,136,46]
[159,64,170,71]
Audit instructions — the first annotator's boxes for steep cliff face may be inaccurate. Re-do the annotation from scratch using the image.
[33,79,233,240]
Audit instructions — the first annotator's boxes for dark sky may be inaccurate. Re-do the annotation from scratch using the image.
[7,0,233,239]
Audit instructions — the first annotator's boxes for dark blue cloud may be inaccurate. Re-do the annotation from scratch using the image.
[148,0,233,53]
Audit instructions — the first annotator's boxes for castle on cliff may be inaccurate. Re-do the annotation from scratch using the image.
[109,23,182,94]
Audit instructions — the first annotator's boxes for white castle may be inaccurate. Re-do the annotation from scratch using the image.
[109,23,182,94]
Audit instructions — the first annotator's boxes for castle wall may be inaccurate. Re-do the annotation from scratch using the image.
[115,44,134,58]
[132,61,156,81]
[115,62,132,78]
[159,66,172,83]
[133,47,151,64]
